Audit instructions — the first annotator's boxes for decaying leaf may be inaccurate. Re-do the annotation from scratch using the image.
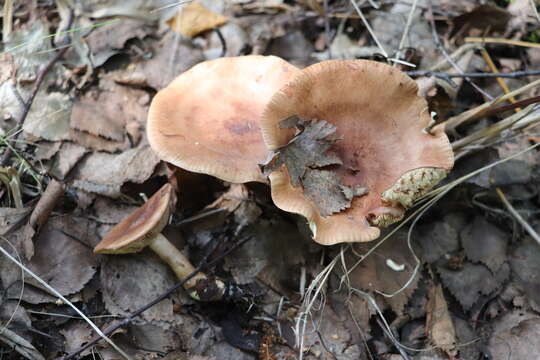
[263,116,367,217]
[23,92,71,141]
[302,169,368,216]
[461,216,507,272]
[116,31,204,90]
[509,237,540,312]
[70,72,148,151]
[487,310,540,360]
[426,284,457,357]
[100,253,187,325]
[72,142,160,198]
[437,262,509,310]
[18,216,98,304]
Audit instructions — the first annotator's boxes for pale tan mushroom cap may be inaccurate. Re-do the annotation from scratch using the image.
[147,55,300,183]
[261,60,454,245]
[94,183,172,254]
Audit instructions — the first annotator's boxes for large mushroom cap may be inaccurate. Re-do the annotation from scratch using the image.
[94,183,173,254]
[261,60,454,245]
[147,55,300,183]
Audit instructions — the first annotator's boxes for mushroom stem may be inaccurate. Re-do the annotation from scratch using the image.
[149,233,227,301]
[149,233,205,289]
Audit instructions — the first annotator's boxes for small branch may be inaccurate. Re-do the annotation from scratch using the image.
[60,235,253,360]
[495,188,540,246]
[213,28,227,57]
[407,69,540,79]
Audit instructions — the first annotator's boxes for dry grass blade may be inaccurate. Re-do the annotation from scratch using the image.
[496,188,540,245]
[452,104,540,155]
[349,0,388,58]
[443,78,540,133]
[0,243,133,360]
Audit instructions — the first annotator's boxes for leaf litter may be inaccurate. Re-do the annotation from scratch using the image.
[2,0,540,359]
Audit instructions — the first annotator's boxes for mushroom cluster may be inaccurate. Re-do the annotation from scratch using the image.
[95,56,454,299]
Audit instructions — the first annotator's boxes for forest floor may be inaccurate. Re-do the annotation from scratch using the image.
[1,0,540,359]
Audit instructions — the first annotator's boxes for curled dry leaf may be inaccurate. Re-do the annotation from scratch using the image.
[426,284,457,357]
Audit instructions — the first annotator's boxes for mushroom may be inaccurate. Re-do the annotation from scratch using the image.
[260,60,454,245]
[94,183,230,301]
[147,55,300,184]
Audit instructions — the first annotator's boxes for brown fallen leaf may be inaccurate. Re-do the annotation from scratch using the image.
[70,72,147,152]
[487,310,540,360]
[426,284,457,358]
[263,116,367,217]
[168,2,228,37]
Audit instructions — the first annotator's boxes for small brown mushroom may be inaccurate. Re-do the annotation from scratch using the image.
[147,55,300,183]
[260,60,454,245]
[94,183,228,301]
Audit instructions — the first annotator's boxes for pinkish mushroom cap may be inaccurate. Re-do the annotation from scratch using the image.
[260,60,454,245]
[147,55,300,183]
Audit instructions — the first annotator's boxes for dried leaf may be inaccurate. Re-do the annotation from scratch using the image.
[510,237,540,312]
[437,262,509,310]
[263,116,367,217]
[72,143,160,198]
[168,2,228,37]
[414,219,460,264]
[70,73,147,147]
[302,169,367,216]
[20,216,98,304]
[487,310,540,360]
[100,253,187,325]
[426,284,457,357]
[461,217,507,272]
[23,92,71,141]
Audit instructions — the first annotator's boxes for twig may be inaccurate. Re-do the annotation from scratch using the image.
[426,0,492,100]
[0,10,74,166]
[406,69,540,79]
[495,188,540,246]
[60,235,253,360]
[214,28,227,57]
